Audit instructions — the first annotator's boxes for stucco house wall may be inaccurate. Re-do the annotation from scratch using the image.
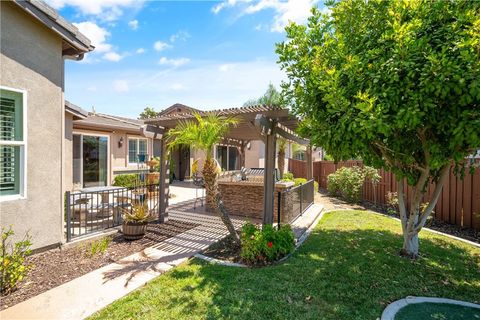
[0,2,65,249]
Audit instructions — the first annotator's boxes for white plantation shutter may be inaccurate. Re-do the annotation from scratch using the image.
[0,89,25,197]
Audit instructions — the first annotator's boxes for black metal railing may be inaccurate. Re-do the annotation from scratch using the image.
[65,184,160,241]
[277,179,315,226]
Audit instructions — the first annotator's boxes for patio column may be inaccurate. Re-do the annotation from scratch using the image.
[263,121,277,225]
[306,144,313,181]
[158,137,169,222]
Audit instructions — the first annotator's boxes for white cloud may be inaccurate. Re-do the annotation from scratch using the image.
[212,0,318,32]
[103,52,123,62]
[170,30,190,43]
[136,48,146,54]
[154,41,172,52]
[87,86,97,92]
[212,0,247,14]
[171,83,185,91]
[46,0,144,21]
[254,24,263,31]
[113,80,129,92]
[128,19,139,30]
[159,57,190,67]
[219,64,235,72]
[73,21,112,53]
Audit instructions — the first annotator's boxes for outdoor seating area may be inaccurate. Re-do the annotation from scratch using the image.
[65,184,160,240]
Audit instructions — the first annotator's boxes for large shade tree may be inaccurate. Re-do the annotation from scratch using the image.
[277,0,480,257]
[166,112,240,243]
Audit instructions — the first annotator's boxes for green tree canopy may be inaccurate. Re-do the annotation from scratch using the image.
[277,0,480,257]
[243,82,283,106]
[139,107,158,119]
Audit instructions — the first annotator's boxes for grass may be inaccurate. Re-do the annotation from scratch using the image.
[395,302,480,320]
[89,210,480,320]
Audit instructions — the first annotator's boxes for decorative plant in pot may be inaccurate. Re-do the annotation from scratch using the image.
[121,203,150,240]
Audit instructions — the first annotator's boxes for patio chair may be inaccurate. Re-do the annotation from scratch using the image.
[192,172,205,209]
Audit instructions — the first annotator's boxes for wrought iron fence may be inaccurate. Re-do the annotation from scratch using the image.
[277,179,315,226]
[65,184,160,241]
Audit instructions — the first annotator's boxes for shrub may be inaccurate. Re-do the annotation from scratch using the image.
[283,172,294,180]
[0,227,32,294]
[113,174,137,188]
[327,166,380,203]
[85,237,111,257]
[240,223,295,265]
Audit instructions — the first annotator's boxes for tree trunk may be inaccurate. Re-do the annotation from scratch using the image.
[202,158,240,244]
[278,148,285,179]
[202,158,217,211]
[397,165,450,259]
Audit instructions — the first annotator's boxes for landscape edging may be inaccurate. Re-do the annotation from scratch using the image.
[194,205,325,268]
[381,296,480,320]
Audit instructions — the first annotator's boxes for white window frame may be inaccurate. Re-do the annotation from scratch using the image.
[0,86,27,202]
[127,136,148,165]
[72,131,111,188]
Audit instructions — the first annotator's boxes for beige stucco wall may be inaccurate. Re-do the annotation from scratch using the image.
[0,2,65,249]
[65,113,74,191]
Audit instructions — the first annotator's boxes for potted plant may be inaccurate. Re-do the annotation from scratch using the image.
[122,203,149,240]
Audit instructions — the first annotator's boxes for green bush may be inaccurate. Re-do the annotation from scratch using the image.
[327,166,381,203]
[85,237,111,257]
[240,223,295,265]
[1,227,32,294]
[283,172,294,180]
[113,174,137,188]
[293,178,319,192]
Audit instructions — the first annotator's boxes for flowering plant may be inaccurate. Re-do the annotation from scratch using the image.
[240,223,294,266]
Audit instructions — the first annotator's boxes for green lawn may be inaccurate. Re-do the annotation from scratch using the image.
[90,210,480,320]
[395,302,480,320]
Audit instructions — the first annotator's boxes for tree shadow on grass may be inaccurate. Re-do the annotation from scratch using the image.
[146,227,480,320]
[92,208,480,320]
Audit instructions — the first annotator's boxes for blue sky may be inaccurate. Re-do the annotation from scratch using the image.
[47,0,323,118]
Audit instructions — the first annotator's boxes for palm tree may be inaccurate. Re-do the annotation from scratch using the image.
[166,112,240,243]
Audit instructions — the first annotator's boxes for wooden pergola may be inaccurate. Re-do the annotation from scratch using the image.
[143,105,313,224]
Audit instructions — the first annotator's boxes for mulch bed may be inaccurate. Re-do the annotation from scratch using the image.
[1,219,199,310]
[315,189,479,243]
[202,235,242,263]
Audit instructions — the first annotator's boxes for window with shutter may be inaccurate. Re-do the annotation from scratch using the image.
[0,88,26,199]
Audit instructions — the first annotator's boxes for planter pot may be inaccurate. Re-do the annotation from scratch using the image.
[122,221,148,240]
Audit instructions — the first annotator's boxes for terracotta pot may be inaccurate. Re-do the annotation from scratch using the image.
[122,221,148,240]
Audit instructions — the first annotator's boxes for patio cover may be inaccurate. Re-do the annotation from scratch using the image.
[144,105,313,225]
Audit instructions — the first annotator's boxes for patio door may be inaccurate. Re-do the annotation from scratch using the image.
[73,134,109,188]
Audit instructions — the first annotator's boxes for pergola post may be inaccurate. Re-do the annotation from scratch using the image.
[237,140,248,169]
[306,144,313,181]
[158,137,169,222]
[263,122,276,225]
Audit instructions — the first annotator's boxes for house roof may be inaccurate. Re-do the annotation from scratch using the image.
[65,100,88,120]
[145,104,304,143]
[157,103,201,116]
[12,0,94,56]
[74,112,145,133]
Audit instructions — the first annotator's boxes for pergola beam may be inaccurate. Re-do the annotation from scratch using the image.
[276,124,309,145]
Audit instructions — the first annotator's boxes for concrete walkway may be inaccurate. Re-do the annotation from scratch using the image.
[0,199,246,320]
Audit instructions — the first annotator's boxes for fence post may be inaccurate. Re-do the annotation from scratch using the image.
[277,191,281,228]
[300,183,303,215]
[65,191,72,242]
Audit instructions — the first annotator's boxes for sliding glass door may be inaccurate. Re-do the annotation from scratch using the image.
[73,134,109,189]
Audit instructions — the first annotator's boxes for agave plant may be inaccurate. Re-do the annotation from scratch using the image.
[166,112,240,243]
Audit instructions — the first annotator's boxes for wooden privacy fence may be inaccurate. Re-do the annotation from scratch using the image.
[288,158,480,230]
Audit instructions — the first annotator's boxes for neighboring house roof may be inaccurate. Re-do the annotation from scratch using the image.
[73,112,145,132]
[12,0,94,57]
[65,100,88,120]
[157,103,201,116]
